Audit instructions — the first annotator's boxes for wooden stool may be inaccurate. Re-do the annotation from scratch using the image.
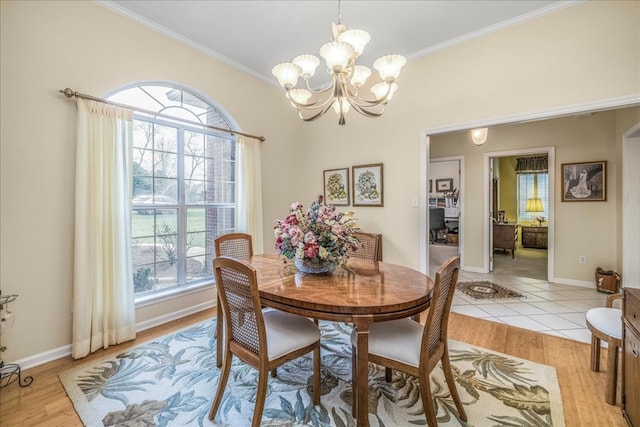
[585,294,622,405]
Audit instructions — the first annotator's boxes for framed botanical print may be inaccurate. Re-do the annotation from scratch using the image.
[352,163,383,207]
[561,161,606,202]
[323,168,350,206]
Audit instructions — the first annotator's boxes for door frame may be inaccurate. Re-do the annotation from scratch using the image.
[622,122,640,288]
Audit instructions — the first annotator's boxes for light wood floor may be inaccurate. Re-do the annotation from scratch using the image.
[0,309,627,426]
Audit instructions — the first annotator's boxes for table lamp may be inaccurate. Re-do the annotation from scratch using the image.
[526,197,544,226]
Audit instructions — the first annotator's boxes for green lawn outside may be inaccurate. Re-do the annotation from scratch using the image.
[132,209,206,247]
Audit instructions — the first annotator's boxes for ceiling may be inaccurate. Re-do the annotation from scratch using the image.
[103,1,569,85]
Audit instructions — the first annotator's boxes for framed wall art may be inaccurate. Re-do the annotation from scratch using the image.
[323,168,350,206]
[435,178,453,192]
[352,163,383,207]
[561,161,606,202]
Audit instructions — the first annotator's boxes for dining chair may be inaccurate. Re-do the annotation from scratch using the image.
[214,233,254,367]
[350,256,467,425]
[209,256,321,427]
[585,293,622,405]
[214,232,253,259]
[347,232,380,261]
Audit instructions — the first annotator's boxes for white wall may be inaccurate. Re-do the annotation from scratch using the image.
[293,0,639,271]
[429,161,459,195]
[1,0,638,365]
[0,1,303,364]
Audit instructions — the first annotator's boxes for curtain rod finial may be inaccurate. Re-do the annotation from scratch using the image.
[61,88,76,98]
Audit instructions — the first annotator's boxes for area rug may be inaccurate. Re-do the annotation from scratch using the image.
[59,319,564,426]
[457,281,526,300]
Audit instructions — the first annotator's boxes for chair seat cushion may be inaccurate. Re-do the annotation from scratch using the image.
[264,310,320,361]
[350,318,423,367]
[586,307,622,339]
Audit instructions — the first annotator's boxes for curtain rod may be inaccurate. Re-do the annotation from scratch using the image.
[59,88,265,142]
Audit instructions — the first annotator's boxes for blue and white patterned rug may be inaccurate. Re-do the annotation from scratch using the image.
[59,319,564,426]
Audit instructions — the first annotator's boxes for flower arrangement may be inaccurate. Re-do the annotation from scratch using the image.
[274,195,360,272]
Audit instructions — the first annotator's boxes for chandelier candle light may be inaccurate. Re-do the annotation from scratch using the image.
[272,2,406,125]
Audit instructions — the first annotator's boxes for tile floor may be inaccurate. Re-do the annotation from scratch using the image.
[430,244,617,345]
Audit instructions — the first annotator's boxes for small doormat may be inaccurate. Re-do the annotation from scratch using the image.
[457,281,525,300]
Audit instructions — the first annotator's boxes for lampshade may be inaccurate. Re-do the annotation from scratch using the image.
[319,41,354,72]
[471,128,488,145]
[292,55,320,79]
[526,198,544,213]
[287,88,312,106]
[338,29,370,56]
[373,55,407,81]
[350,65,372,87]
[272,63,302,89]
[371,82,398,100]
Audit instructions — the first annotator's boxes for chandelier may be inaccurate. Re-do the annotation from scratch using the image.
[271,2,406,125]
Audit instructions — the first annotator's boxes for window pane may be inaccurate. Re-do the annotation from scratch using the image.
[112,84,236,296]
[518,173,549,221]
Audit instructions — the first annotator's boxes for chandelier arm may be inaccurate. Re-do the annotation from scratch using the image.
[344,81,393,108]
[347,93,390,108]
[298,101,337,122]
[303,79,335,96]
[289,92,335,111]
[349,102,386,118]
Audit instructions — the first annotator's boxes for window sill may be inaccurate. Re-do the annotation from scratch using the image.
[135,280,215,309]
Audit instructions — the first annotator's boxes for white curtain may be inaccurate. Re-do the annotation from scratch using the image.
[72,98,136,359]
[235,135,264,254]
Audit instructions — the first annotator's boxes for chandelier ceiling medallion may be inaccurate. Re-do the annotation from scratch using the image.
[271,1,406,125]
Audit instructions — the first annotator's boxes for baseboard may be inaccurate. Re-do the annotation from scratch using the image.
[135,300,215,333]
[14,344,73,371]
[12,300,215,371]
[552,277,594,288]
[461,265,486,273]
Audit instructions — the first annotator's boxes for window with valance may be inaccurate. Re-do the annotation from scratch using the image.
[516,155,549,222]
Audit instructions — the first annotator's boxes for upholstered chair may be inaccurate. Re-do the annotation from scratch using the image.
[209,257,321,427]
[350,256,467,425]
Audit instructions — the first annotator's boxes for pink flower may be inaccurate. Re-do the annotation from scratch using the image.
[303,231,317,244]
[304,243,319,258]
[332,224,344,235]
[288,226,302,246]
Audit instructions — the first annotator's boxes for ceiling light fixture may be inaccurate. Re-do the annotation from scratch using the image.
[271,0,406,126]
[471,127,488,145]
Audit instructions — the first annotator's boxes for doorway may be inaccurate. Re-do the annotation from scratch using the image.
[429,158,461,246]
[488,150,552,281]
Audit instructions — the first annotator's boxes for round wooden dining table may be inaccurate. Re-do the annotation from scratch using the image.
[215,253,434,427]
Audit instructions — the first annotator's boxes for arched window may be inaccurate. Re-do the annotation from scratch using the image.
[108,83,237,296]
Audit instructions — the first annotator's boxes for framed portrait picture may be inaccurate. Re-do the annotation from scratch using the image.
[562,161,606,202]
[352,163,383,207]
[435,178,453,192]
[323,168,350,206]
